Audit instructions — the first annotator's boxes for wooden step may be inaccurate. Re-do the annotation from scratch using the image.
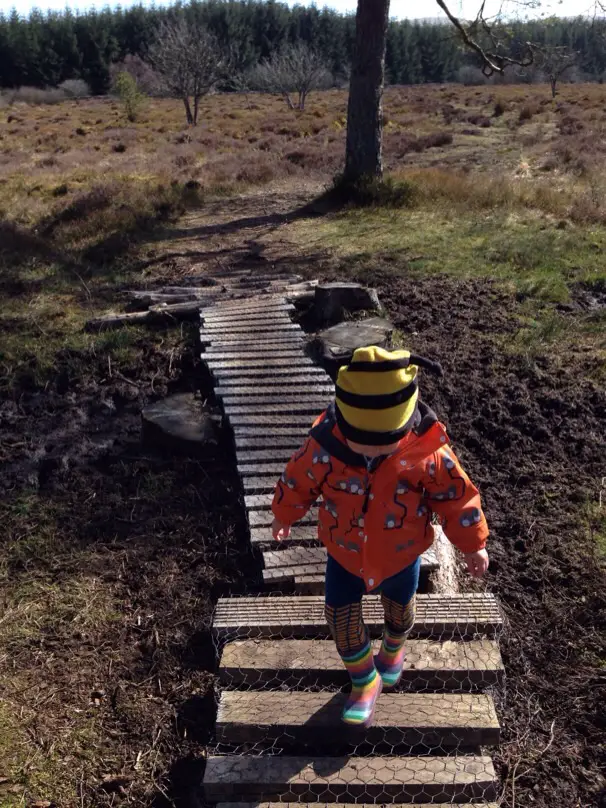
[201,323,301,335]
[219,639,504,690]
[200,300,291,315]
[205,336,305,348]
[206,350,308,361]
[233,427,309,438]
[239,462,303,476]
[218,803,499,808]
[249,510,317,528]
[218,385,333,399]
[216,691,500,749]
[293,574,326,594]
[202,312,295,324]
[226,400,328,417]
[241,472,291,491]
[213,594,502,639]
[202,303,295,318]
[218,373,329,387]
[248,509,317,528]
[262,546,439,586]
[202,316,296,329]
[235,437,305,451]
[238,447,302,464]
[204,754,498,802]
[206,357,315,370]
[214,369,329,382]
[250,524,318,544]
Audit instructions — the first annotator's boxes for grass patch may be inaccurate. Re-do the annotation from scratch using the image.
[289,199,606,298]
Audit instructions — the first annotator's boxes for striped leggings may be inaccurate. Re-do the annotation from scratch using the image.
[325,555,420,656]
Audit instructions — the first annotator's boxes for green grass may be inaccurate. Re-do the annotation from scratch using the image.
[292,206,606,298]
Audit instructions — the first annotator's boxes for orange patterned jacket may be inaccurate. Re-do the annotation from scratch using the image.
[271,402,488,591]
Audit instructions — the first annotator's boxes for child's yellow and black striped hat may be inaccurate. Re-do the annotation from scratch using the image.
[335,346,442,446]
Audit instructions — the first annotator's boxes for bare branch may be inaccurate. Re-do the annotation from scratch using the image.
[435,0,536,75]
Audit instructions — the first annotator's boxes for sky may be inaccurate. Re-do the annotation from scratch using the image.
[2,0,597,21]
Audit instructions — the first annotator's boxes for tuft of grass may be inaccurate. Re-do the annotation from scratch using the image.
[329,173,419,209]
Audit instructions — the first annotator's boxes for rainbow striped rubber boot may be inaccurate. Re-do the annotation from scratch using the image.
[340,641,383,727]
[375,625,407,690]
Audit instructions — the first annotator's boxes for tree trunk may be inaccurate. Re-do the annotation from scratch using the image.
[193,94,200,125]
[550,77,557,98]
[344,0,391,181]
[183,96,194,125]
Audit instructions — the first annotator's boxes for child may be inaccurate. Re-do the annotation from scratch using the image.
[271,346,489,728]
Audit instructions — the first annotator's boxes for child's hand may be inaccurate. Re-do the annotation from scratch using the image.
[272,518,291,542]
[464,549,489,578]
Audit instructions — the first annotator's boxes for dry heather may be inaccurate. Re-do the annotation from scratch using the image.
[1,82,606,241]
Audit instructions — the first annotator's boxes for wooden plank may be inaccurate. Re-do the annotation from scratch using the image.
[217,372,330,386]
[203,305,295,319]
[239,448,297,464]
[232,413,319,427]
[204,334,306,356]
[218,803,500,808]
[242,475,281,493]
[212,593,502,639]
[207,358,315,371]
[218,385,332,399]
[202,308,294,320]
[203,335,305,347]
[205,351,307,361]
[201,316,296,330]
[203,754,498,802]
[207,342,306,355]
[214,370,328,383]
[239,462,298,476]
[203,305,294,320]
[233,427,309,438]
[200,298,288,314]
[261,546,439,585]
[248,510,317,528]
[225,400,328,416]
[216,691,500,748]
[219,639,504,690]
[203,303,294,315]
[200,323,301,334]
[235,436,304,450]
[293,574,325,594]
[250,524,318,544]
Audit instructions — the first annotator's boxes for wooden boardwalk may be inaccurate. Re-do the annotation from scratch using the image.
[200,294,503,806]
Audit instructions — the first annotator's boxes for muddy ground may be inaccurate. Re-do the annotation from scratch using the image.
[1,205,605,808]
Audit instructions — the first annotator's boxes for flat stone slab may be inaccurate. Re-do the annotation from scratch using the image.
[141,393,218,453]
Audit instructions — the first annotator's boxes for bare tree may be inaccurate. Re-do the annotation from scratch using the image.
[248,43,333,110]
[148,18,226,125]
[537,45,578,98]
[344,0,538,182]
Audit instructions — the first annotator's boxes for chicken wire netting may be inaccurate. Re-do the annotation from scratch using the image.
[208,584,505,806]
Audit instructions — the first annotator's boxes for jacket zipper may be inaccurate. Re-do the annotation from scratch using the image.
[362,483,372,515]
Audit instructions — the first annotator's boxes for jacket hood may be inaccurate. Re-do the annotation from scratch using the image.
[310,400,448,468]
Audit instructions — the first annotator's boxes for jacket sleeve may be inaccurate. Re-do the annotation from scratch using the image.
[422,445,489,554]
[271,436,324,525]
